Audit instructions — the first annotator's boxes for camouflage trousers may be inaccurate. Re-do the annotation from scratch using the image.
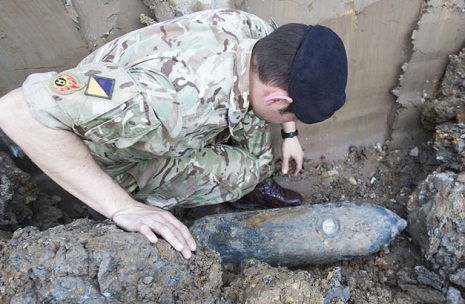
[104,124,275,210]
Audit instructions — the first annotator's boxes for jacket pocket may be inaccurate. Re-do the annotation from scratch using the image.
[84,93,160,148]
[55,63,160,148]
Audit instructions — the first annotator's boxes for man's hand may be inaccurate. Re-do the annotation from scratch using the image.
[112,203,196,259]
[280,121,304,176]
[281,137,304,176]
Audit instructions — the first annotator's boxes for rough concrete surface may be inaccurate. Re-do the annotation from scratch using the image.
[142,0,244,22]
[0,0,150,96]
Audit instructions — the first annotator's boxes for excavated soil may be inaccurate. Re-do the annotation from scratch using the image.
[0,138,449,303]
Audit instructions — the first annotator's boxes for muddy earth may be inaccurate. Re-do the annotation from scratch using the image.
[1,15,465,304]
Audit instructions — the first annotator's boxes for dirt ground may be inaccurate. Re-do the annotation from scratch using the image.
[0,136,452,303]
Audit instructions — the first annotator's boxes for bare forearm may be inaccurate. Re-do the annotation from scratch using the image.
[0,88,134,219]
[21,130,133,219]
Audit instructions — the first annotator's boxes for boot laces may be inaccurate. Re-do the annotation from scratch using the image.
[259,178,286,198]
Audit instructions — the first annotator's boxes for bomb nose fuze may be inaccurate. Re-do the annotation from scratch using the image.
[190,201,407,266]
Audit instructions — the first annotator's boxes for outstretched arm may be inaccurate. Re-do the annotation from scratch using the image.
[280,121,304,176]
[0,88,196,259]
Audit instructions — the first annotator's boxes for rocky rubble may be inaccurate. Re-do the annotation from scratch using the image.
[0,219,222,303]
[433,124,465,171]
[0,152,65,234]
[401,47,465,300]
[421,48,465,130]
[223,259,331,303]
[407,172,465,295]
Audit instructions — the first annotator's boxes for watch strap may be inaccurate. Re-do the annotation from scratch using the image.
[281,129,299,139]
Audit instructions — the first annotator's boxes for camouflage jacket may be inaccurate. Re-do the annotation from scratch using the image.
[22,9,273,169]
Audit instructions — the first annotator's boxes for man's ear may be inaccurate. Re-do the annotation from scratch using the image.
[264,92,293,105]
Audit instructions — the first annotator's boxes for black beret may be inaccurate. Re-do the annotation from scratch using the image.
[288,25,348,124]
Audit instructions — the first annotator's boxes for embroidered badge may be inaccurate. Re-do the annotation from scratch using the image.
[85,75,115,99]
[51,74,84,94]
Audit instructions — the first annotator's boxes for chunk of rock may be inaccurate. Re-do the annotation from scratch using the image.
[0,152,65,231]
[421,97,465,131]
[433,123,465,170]
[421,48,465,130]
[407,171,465,280]
[439,48,465,99]
[0,218,222,303]
[223,259,330,303]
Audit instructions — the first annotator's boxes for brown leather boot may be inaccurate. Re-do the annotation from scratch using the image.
[231,178,303,209]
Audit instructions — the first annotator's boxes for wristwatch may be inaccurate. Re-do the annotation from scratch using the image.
[281,129,299,139]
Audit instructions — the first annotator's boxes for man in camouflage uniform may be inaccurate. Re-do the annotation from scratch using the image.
[0,9,347,259]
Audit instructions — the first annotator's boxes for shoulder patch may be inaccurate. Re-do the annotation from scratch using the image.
[51,73,84,94]
[85,75,115,99]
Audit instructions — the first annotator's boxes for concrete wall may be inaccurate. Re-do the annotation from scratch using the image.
[244,0,465,160]
[1,0,465,162]
[0,0,150,96]
[390,0,465,147]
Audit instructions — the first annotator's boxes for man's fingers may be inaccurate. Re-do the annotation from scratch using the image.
[141,222,192,259]
[112,206,196,259]
[281,157,289,174]
[145,212,196,256]
[156,210,195,246]
[181,248,192,259]
[139,224,159,243]
[294,159,303,176]
[151,221,186,250]
[168,216,196,251]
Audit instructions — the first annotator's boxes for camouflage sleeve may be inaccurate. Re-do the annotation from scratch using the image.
[22,72,73,131]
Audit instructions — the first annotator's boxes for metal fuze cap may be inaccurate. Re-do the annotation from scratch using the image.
[288,25,348,124]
